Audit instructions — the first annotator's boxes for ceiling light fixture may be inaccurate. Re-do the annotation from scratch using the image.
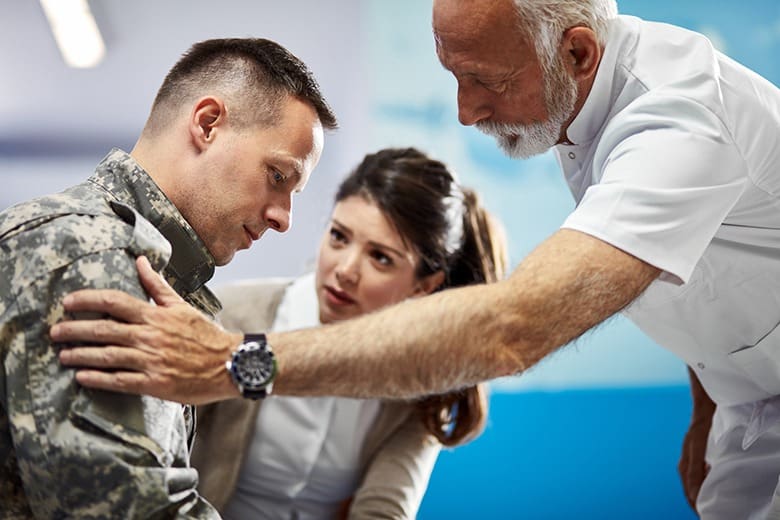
[39,0,105,68]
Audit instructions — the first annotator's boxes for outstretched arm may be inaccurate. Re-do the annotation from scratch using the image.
[55,229,660,403]
[272,228,659,398]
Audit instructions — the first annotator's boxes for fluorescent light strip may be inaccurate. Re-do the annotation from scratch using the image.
[39,0,106,68]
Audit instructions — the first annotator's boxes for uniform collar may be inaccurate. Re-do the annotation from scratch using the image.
[88,148,216,296]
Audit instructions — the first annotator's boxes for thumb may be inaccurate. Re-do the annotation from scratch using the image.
[137,255,184,306]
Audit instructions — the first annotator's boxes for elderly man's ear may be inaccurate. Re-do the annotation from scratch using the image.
[561,26,601,82]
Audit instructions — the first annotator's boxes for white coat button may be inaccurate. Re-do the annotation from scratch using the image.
[568,152,576,159]
[697,362,705,369]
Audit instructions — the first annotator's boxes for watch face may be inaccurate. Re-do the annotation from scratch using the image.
[234,341,276,388]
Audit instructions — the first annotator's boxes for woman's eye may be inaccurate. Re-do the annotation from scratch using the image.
[329,228,346,243]
[371,251,393,266]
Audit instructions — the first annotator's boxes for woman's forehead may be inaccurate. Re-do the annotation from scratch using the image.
[331,197,417,256]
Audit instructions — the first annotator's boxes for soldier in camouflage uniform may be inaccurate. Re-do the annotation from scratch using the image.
[0,38,336,519]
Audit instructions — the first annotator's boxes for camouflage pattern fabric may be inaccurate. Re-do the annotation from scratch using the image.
[0,149,221,519]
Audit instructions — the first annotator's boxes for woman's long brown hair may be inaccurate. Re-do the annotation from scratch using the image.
[335,148,509,446]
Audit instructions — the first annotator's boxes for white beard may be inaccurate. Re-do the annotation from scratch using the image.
[477,57,578,159]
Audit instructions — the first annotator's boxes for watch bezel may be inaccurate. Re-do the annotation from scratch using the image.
[226,333,277,399]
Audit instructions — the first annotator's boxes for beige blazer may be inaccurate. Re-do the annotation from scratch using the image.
[191,278,440,519]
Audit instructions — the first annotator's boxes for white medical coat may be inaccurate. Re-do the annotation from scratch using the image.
[556,15,780,519]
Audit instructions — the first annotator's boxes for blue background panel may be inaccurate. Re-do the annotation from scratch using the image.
[420,388,697,519]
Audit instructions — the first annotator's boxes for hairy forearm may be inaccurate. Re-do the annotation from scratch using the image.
[270,282,516,398]
[271,229,661,398]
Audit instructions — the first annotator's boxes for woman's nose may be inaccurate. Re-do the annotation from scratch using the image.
[335,253,360,285]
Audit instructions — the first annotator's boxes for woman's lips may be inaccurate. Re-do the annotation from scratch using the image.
[324,285,356,306]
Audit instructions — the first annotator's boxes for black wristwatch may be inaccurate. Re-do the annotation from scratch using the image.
[226,333,277,400]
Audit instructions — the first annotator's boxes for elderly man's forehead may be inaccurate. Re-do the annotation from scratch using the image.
[433,0,517,44]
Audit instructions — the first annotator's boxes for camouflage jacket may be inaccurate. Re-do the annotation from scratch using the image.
[0,149,222,519]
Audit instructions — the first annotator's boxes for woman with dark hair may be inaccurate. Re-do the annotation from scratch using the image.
[191,147,508,519]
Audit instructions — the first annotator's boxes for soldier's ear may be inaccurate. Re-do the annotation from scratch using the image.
[189,96,226,151]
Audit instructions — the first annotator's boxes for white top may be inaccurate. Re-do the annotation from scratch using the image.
[223,273,381,520]
[557,15,780,406]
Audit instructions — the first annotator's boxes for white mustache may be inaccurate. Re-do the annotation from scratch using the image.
[476,120,524,138]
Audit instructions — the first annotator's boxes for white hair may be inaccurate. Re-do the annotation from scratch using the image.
[512,0,618,72]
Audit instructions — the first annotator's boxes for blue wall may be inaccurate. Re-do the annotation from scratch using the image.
[420,388,696,519]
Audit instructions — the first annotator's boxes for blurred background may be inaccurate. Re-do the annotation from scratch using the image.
[2,1,778,518]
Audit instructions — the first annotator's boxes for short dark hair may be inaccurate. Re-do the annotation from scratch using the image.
[147,38,337,133]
